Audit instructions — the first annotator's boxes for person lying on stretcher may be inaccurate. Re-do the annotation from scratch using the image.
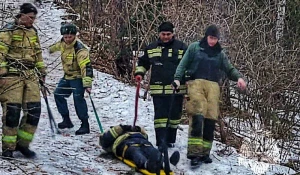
[99,125,179,173]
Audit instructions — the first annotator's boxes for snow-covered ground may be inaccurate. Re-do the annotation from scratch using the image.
[0,1,298,175]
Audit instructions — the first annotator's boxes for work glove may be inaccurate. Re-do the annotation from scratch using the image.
[135,75,142,82]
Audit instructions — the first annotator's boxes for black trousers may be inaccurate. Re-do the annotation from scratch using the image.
[153,95,184,146]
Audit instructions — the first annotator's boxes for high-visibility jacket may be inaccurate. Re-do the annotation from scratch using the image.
[135,38,187,95]
[49,38,93,87]
[0,22,46,76]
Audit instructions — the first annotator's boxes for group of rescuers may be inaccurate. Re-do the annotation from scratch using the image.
[0,2,246,173]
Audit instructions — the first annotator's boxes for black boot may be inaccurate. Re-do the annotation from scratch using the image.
[58,114,74,129]
[170,151,180,166]
[75,119,90,135]
[190,157,202,167]
[201,155,212,163]
[16,145,36,158]
[2,150,13,158]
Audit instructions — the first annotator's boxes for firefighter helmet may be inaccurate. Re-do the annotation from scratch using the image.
[60,23,77,35]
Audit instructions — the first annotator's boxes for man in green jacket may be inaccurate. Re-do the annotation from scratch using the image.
[49,23,93,135]
[173,24,247,167]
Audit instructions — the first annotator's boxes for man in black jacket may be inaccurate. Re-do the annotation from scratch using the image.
[135,22,187,148]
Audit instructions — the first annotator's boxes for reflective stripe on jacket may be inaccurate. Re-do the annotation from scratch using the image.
[135,38,188,95]
[49,38,93,87]
[0,23,46,75]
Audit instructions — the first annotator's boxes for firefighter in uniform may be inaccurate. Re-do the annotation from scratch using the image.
[0,3,46,158]
[49,23,93,135]
[100,124,177,173]
[173,25,247,166]
[135,22,187,148]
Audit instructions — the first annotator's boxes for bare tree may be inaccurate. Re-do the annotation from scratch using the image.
[52,0,300,170]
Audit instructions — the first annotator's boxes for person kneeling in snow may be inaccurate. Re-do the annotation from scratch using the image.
[99,125,179,173]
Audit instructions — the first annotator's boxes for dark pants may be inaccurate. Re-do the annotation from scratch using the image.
[124,144,161,169]
[152,95,183,146]
[54,78,88,120]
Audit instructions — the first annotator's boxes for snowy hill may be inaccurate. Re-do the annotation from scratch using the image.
[0,1,297,174]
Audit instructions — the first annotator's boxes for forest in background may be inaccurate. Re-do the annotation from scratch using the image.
[49,0,300,171]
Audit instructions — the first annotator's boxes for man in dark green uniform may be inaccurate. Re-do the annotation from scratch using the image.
[173,24,247,166]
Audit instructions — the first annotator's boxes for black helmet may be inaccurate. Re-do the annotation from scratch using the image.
[60,23,77,35]
[20,3,38,15]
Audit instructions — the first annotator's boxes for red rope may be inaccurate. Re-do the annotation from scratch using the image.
[133,81,140,127]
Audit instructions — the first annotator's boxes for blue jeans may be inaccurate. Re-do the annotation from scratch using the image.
[54,78,88,120]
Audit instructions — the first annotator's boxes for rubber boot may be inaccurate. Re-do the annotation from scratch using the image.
[16,145,36,158]
[2,150,13,158]
[75,119,90,135]
[58,114,74,129]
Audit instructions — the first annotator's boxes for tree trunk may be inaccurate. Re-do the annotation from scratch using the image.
[276,0,286,42]
[275,0,286,62]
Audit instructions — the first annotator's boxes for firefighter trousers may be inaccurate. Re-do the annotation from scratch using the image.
[0,75,41,152]
[152,95,183,146]
[185,79,219,158]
